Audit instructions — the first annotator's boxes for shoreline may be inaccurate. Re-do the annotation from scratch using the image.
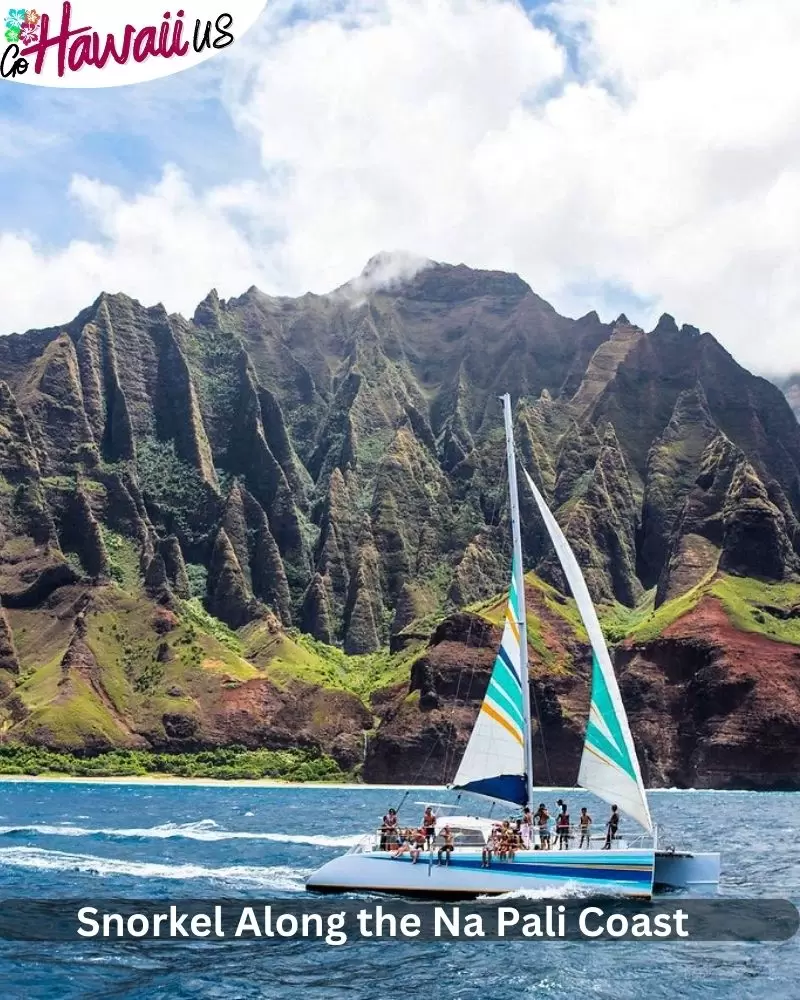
[0,774,447,790]
[0,775,788,791]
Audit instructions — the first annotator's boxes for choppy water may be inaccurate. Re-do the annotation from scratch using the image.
[0,781,796,999]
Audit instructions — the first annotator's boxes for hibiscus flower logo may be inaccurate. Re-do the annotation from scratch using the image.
[4,6,37,44]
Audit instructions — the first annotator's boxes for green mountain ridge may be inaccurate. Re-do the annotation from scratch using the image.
[0,256,799,786]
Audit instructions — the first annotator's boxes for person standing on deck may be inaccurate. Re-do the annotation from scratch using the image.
[534,804,551,850]
[422,806,436,848]
[556,803,570,849]
[520,806,533,849]
[380,808,399,850]
[603,805,619,849]
[579,807,592,848]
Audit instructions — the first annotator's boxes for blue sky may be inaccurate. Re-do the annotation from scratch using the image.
[0,0,571,257]
[0,0,797,374]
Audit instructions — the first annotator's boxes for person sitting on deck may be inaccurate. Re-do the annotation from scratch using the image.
[579,807,592,848]
[380,808,399,850]
[409,828,427,864]
[391,828,414,859]
[422,806,436,848]
[437,825,455,866]
[492,823,506,860]
[502,823,517,862]
[556,804,570,850]
[603,805,619,849]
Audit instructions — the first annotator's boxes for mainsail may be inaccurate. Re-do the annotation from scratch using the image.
[450,556,528,806]
[522,468,653,833]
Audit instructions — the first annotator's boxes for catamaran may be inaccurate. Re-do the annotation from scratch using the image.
[306,395,720,899]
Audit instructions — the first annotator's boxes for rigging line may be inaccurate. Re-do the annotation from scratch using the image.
[528,665,553,788]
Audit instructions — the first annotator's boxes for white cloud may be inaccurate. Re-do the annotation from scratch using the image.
[2,0,800,374]
[0,168,273,332]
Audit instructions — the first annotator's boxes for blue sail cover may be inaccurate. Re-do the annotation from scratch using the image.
[455,775,528,806]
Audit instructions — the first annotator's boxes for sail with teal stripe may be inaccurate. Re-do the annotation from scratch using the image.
[521,467,653,833]
[451,557,528,806]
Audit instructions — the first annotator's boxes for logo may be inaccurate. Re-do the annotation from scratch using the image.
[1,1,268,87]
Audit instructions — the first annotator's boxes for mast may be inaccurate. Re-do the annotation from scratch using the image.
[501,393,534,809]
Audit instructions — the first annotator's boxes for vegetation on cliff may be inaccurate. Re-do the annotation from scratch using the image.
[1,259,799,786]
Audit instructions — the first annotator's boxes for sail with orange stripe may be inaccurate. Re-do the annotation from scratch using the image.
[451,557,528,805]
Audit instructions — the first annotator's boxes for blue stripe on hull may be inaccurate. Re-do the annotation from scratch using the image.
[373,852,654,886]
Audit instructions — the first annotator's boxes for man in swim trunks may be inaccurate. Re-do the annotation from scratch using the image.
[422,806,436,848]
[437,825,454,866]
[410,827,427,864]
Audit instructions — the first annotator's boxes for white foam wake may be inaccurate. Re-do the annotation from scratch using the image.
[0,846,308,890]
[0,820,360,848]
[478,880,611,901]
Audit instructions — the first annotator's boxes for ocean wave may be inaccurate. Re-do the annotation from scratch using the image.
[0,846,308,890]
[0,820,360,848]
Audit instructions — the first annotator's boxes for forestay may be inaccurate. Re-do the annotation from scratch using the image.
[450,557,528,806]
[522,468,653,833]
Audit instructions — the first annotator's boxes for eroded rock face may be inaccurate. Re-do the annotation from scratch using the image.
[657,434,800,603]
[0,260,798,782]
[207,528,260,629]
[367,593,800,790]
[640,385,719,586]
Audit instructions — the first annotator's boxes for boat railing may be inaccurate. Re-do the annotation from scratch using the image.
[348,826,656,854]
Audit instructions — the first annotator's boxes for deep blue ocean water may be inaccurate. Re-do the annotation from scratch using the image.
[0,781,797,999]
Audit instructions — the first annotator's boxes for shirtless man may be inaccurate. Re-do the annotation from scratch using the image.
[437,825,455,866]
[422,806,436,848]
[409,828,427,864]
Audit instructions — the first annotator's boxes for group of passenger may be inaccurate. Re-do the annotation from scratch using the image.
[378,800,622,863]
[384,810,455,866]
[528,800,597,850]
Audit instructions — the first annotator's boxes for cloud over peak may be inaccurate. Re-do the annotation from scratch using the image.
[1,0,799,374]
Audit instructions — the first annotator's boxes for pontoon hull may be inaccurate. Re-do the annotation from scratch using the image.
[306,848,656,899]
[654,850,721,891]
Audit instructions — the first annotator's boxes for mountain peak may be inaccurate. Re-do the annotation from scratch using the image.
[653,313,679,334]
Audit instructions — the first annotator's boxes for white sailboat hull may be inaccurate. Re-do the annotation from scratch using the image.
[306,847,656,899]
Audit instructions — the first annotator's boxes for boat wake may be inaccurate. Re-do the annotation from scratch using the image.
[478,880,598,901]
[0,820,360,848]
[0,846,309,890]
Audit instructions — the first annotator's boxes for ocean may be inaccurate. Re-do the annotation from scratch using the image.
[0,781,796,999]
